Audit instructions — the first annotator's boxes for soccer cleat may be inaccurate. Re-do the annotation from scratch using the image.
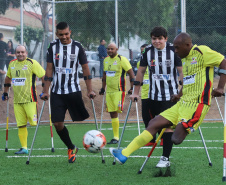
[145,142,155,146]
[109,148,127,164]
[156,156,170,168]
[15,148,28,154]
[68,147,78,163]
[107,139,119,144]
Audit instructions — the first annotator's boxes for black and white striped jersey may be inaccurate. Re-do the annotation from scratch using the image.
[140,42,182,101]
[47,39,87,94]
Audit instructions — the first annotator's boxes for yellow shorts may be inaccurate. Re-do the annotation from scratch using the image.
[106,91,125,113]
[14,102,37,127]
[160,101,210,134]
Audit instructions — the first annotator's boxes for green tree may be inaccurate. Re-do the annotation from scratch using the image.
[0,0,29,14]
[55,0,175,50]
[14,26,43,58]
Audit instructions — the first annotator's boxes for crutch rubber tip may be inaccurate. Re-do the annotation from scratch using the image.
[26,161,30,165]
[137,171,142,174]
[112,161,116,165]
[102,160,105,164]
[5,148,8,152]
[51,148,55,152]
[222,177,226,181]
[209,163,212,166]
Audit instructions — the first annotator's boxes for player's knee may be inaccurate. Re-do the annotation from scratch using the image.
[171,135,183,145]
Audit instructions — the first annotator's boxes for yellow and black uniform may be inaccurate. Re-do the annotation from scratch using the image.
[137,61,149,99]
[104,54,132,113]
[160,45,224,133]
[7,58,45,127]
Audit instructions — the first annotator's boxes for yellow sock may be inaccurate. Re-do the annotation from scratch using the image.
[111,117,119,140]
[18,127,28,149]
[122,130,153,157]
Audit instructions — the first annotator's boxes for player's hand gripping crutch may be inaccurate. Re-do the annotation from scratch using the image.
[48,88,55,152]
[137,128,166,174]
[26,99,46,165]
[90,95,105,163]
[198,126,212,166]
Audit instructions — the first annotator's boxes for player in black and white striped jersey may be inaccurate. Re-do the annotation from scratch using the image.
[133,27,183,167]
[41,22,96,164]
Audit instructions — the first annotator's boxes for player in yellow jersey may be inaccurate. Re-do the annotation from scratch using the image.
[109,32,226,165]
[99,43,135,144]
[2,45,45,154]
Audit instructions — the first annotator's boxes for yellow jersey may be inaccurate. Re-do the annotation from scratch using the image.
[7,58,45,104]
[104,54,132,92]
[137,61,149,99]
[181,45,224,105]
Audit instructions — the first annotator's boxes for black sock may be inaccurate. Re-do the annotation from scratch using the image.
[57,126,74,150]
[162,132,173,159]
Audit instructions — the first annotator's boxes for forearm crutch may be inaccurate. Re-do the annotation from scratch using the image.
[99,93,105,131]
[90,96,105,163]
[48,96,55,152]
[113,100,133,165]
[135,98,141,135]
[137,128,166,174]
[5,87,10,152]
[198,126,212,166]
[222,92,226,181]
[26,100,46,165]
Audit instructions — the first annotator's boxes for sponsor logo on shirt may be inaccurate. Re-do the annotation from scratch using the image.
[70,54,76,60]
[106,71,116,77]
[22,65,28,70]
[165,60,171,67]
[12,78,26,86]
[153,74,171,80]
[55,53,60,60]
[55,67,73,74]
[191,57,197,65]
[11,67,15,69]
[113,61,117,65]
[150,59,156,66]
[183,74,196,85]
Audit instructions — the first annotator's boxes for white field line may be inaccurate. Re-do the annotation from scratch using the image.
[6,155,161,158]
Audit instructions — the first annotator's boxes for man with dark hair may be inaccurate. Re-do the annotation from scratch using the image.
[41,22,96,163]
[109,32,226,167]
[98,39,107,78]
[0,33,7,90]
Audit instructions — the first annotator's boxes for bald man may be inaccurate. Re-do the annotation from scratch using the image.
[2,45,45,154]
[109,32,226,165]
[99,43,135,144]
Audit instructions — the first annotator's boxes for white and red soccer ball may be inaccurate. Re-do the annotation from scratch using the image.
[83,130,106,153]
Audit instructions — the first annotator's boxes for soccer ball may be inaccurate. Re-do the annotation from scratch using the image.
[83,130,106,153]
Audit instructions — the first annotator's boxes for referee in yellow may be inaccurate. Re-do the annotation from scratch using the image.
[110,32,226,165]
[2,45,45,154]
[99,43,135,144]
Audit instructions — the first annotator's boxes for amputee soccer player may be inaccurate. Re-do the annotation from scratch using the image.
[2,45,45,154]
[41,22,96,163]
[99,43,135,144]
[109,32,226,165]
[135,27,183,168]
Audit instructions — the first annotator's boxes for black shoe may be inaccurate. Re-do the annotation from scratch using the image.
[107,139,119,144]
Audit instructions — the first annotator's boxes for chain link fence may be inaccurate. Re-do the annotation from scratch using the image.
[0,0,225,125]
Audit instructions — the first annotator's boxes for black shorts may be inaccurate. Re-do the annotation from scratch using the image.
[141,99,175,128]
[50,91,89,123]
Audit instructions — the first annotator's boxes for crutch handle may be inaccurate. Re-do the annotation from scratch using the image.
[134,97,138,102]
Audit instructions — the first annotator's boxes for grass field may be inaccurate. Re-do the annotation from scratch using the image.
[0,122,224,185]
